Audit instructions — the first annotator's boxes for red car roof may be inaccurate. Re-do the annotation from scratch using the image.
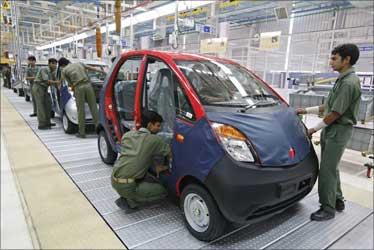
[120,50,238,65]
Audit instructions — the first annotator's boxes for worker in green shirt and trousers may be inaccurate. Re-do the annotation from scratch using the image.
[297,44,361,221]
[32,58,59,130]
[26,56,38,117]
[112,110,171,213]
[58,57,105,138]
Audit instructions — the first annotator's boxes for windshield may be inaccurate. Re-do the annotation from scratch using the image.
[87,64,107,81]
[176,60,279,107]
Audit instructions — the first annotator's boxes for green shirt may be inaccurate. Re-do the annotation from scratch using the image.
[324,67,361,125]
[112,128,171,180]
[26,65,38,84]
[34,67,56,87]
[61,62,89,87]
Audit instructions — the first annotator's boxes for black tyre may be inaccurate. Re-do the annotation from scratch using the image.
[98,130,117,164]
[181,184,227,241]
[62,112,77,134]
[13,88,17,93]
[25,94,30,102]
[50,111,55,118]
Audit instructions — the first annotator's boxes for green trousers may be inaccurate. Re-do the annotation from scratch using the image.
[74,82,99,135]
[30,82,37,114]
[319,124,352,213]
[111,177,167,208]
[32,83,51,127]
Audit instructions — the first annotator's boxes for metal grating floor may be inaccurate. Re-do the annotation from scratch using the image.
[3,88,373,249]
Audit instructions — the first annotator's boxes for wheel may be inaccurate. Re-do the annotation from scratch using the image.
[25,94,30,102]
[181,184,227,241]
[13,88,17,93]
[50,111,55,118]
[98,130,117,164]
[62,112,77,134]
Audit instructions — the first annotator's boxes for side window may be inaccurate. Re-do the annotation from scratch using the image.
[114,57,142,124]
[175,84,195,121]
[145,59,175,134]
[144,57,196,138]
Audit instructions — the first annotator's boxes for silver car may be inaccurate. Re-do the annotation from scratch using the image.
[50,59,108,134]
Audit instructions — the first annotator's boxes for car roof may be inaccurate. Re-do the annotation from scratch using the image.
[120,50,238,65]
[70,58,108,66]
[21,61,48,66]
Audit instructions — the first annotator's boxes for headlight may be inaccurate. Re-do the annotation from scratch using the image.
[211,122,255,162]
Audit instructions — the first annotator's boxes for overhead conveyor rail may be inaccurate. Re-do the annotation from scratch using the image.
[3,87,373,249]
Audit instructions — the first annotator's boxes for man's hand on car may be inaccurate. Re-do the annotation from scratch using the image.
[296,108,307,115]
[155,165,169,178]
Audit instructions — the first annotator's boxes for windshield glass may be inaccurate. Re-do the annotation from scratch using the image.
[176,60,279,107]
[87,64,107,81]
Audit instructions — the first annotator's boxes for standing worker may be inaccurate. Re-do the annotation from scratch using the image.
[32,58,59,130]
[112,110,171,213]
[58,57,105,138]
[296,44,361,221]
[26,56,38,117]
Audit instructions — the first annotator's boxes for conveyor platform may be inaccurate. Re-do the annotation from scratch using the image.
[3,88,373,249]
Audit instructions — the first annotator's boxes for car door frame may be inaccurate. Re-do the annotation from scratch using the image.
[103,51,146,150]
[134,52,206,130]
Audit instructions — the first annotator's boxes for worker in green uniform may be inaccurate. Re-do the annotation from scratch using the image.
[26,56,38,117]
[32,58,59,130]
[57,57,105,138]
[112,110,171,213]
[296,44,361,221]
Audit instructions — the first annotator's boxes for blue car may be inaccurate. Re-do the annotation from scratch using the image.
[97,50,319,241]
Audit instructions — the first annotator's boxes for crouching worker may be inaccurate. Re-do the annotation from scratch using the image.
[112,110,171,213]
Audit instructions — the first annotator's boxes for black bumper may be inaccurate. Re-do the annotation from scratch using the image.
[204,148,319,223]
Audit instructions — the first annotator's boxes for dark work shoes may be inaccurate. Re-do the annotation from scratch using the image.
[336,199,345,212]
[310,208,335,221]
[29,113,37,117]
[38,123,55,130]
[75,133,86,138]
[115,197,138,214]
[38,125,51,130]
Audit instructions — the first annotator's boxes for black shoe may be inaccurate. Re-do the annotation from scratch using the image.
[29,113,37,117]
[49,122,56,127]
[75,133,86,138]
[115,198,138,214]
[310,208,335,221]
[336,199,345,212]
[38,125,51,130]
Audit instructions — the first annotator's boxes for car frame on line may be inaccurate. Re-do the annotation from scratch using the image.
[96,50,319,241]
[50,59,108,134]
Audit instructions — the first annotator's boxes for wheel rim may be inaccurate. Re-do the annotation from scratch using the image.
[99,134,108,158]
[184,193,210,232]
[62,114,68,131]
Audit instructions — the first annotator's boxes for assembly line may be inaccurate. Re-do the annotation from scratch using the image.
[1,0,373,249]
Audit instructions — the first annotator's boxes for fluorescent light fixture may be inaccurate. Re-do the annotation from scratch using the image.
[36,1,213,50]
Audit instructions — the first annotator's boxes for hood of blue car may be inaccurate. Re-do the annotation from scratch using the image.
[207,105,310,166]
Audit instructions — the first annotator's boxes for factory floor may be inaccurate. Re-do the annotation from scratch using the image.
[1,85,373,249]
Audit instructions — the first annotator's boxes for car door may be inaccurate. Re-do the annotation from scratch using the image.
[50,82,61,114]
[112,56,143,134]
[141,55,207,193]
[58,71,72,113]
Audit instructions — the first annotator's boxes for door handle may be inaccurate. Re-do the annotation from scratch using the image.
[175,133,184,143]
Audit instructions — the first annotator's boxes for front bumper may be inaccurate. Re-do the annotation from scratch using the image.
[204,148,319,223]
